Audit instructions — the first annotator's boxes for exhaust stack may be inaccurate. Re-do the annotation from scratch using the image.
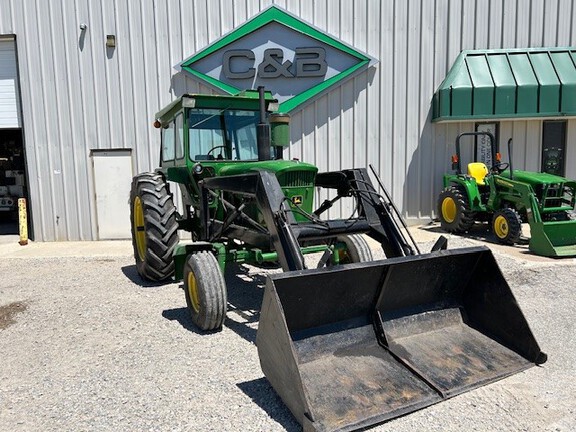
[257,86,271,161]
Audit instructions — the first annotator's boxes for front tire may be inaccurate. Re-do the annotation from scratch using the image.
[492,208,522,245]
[130,172,179,281]
[437,186,474,233]
[336,234,373,263]
[183,251,227,331]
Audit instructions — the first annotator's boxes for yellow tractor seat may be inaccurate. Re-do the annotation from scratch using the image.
[467,162,489,185]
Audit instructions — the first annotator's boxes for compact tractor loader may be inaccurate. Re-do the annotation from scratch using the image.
[130,89,546,431]
[438,132,576,257]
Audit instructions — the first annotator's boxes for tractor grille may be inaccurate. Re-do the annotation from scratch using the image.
[277,171,315,187]
[536,183,572,209]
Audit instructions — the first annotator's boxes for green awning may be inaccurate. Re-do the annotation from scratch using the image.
[432,47,576,122]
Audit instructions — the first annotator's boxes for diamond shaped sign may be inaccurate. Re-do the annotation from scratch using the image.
[179,6,377,112]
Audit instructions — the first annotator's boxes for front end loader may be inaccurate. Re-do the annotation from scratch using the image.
[438,132,576,257]
[130,89,547,431]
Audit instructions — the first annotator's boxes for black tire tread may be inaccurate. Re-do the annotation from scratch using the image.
[130,172,179,281]
[184,251,227,331]
[336,234,373,263]
[492,208,522,245]
[437,186,475,233]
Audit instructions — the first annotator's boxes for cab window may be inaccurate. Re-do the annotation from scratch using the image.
[162,121,175,162]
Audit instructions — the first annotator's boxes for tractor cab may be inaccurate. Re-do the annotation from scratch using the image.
[153,90,290,168]
[187,108,279,162]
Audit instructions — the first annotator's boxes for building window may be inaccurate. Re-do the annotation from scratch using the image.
[541,121,566,176]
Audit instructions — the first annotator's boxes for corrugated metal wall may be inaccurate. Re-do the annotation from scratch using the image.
[1,0,576,240]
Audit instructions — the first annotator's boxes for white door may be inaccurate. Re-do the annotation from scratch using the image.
[92,149,133,239]
[0,37,20,128]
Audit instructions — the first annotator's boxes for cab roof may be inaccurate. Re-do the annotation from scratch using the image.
[154,90,277,125]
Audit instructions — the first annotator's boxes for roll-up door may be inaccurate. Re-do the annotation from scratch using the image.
[0,38,20,128]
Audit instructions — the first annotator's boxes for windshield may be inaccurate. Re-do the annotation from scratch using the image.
[188,108,274,161]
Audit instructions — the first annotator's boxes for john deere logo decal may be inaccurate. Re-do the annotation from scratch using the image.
[291,195,303,206]
[179,6,376,112]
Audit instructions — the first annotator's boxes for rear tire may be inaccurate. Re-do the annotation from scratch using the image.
[130,172,179,281]
[492,208,522,245]
[183,251,227,331]
[437,186,474,233]
[336,234,373,263]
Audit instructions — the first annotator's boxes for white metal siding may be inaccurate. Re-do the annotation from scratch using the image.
[0,37,20,128]
[1,0,576,240]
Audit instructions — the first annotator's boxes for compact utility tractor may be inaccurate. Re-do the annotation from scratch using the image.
[130,89,546,431]
[438,132,576,257]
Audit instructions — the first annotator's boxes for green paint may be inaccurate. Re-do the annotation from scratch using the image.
[440,133,576,257]
[486,54,516,114]
[159,91,348,278]
[433,47,576,122]
[443,168,576,257]
[466,55,494,116]
[279,60,369,112]
[550,52,576,112]
[181,6,369,67]
[179,5,374,112]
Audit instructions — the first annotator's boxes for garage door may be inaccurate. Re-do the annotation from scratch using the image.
[0,38,20,128]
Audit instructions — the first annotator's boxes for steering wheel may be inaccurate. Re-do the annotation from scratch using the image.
[491,162,509,173]
[206,145,227,157]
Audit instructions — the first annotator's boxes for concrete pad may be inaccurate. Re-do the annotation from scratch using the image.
[364,223,576,266]
[0,240,133,258]
[417,222,576,266]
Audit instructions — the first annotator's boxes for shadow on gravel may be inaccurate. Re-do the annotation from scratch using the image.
[237,377,300,432]
[120,265,169,288]
[224,264,268,343]
[420,223,530,246]
[162,307,197,332]
[0,301,28,329]
[160,263,272,342]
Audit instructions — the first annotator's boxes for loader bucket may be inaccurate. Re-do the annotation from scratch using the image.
[529,220,576,257]
[256,246,546,432]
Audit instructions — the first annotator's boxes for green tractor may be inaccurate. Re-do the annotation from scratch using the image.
[129,89,546,431]
[438,131,576,257]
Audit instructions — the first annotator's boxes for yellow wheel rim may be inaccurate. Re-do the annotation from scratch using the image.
[441,197,457,223]
[494,215,509,239]
[133,196,147,260]
[187,271,200,313]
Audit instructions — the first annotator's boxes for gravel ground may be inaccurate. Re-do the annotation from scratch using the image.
[0,236,575,432]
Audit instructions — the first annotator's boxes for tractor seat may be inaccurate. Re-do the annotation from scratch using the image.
[467,162,489,186]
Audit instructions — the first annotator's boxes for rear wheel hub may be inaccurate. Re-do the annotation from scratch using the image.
[133,196,146,260]
[494,215,509,238]
[441,197,457,223]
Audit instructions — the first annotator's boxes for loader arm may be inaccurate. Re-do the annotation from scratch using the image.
[488,175,542,223]
[202,170,305,271]
[201,168,418,272]
[487,174,576,257]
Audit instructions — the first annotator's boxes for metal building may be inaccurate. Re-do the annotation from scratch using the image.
[0,0,575,241]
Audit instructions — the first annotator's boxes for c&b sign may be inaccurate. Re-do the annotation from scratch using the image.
[178,6,376,112]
